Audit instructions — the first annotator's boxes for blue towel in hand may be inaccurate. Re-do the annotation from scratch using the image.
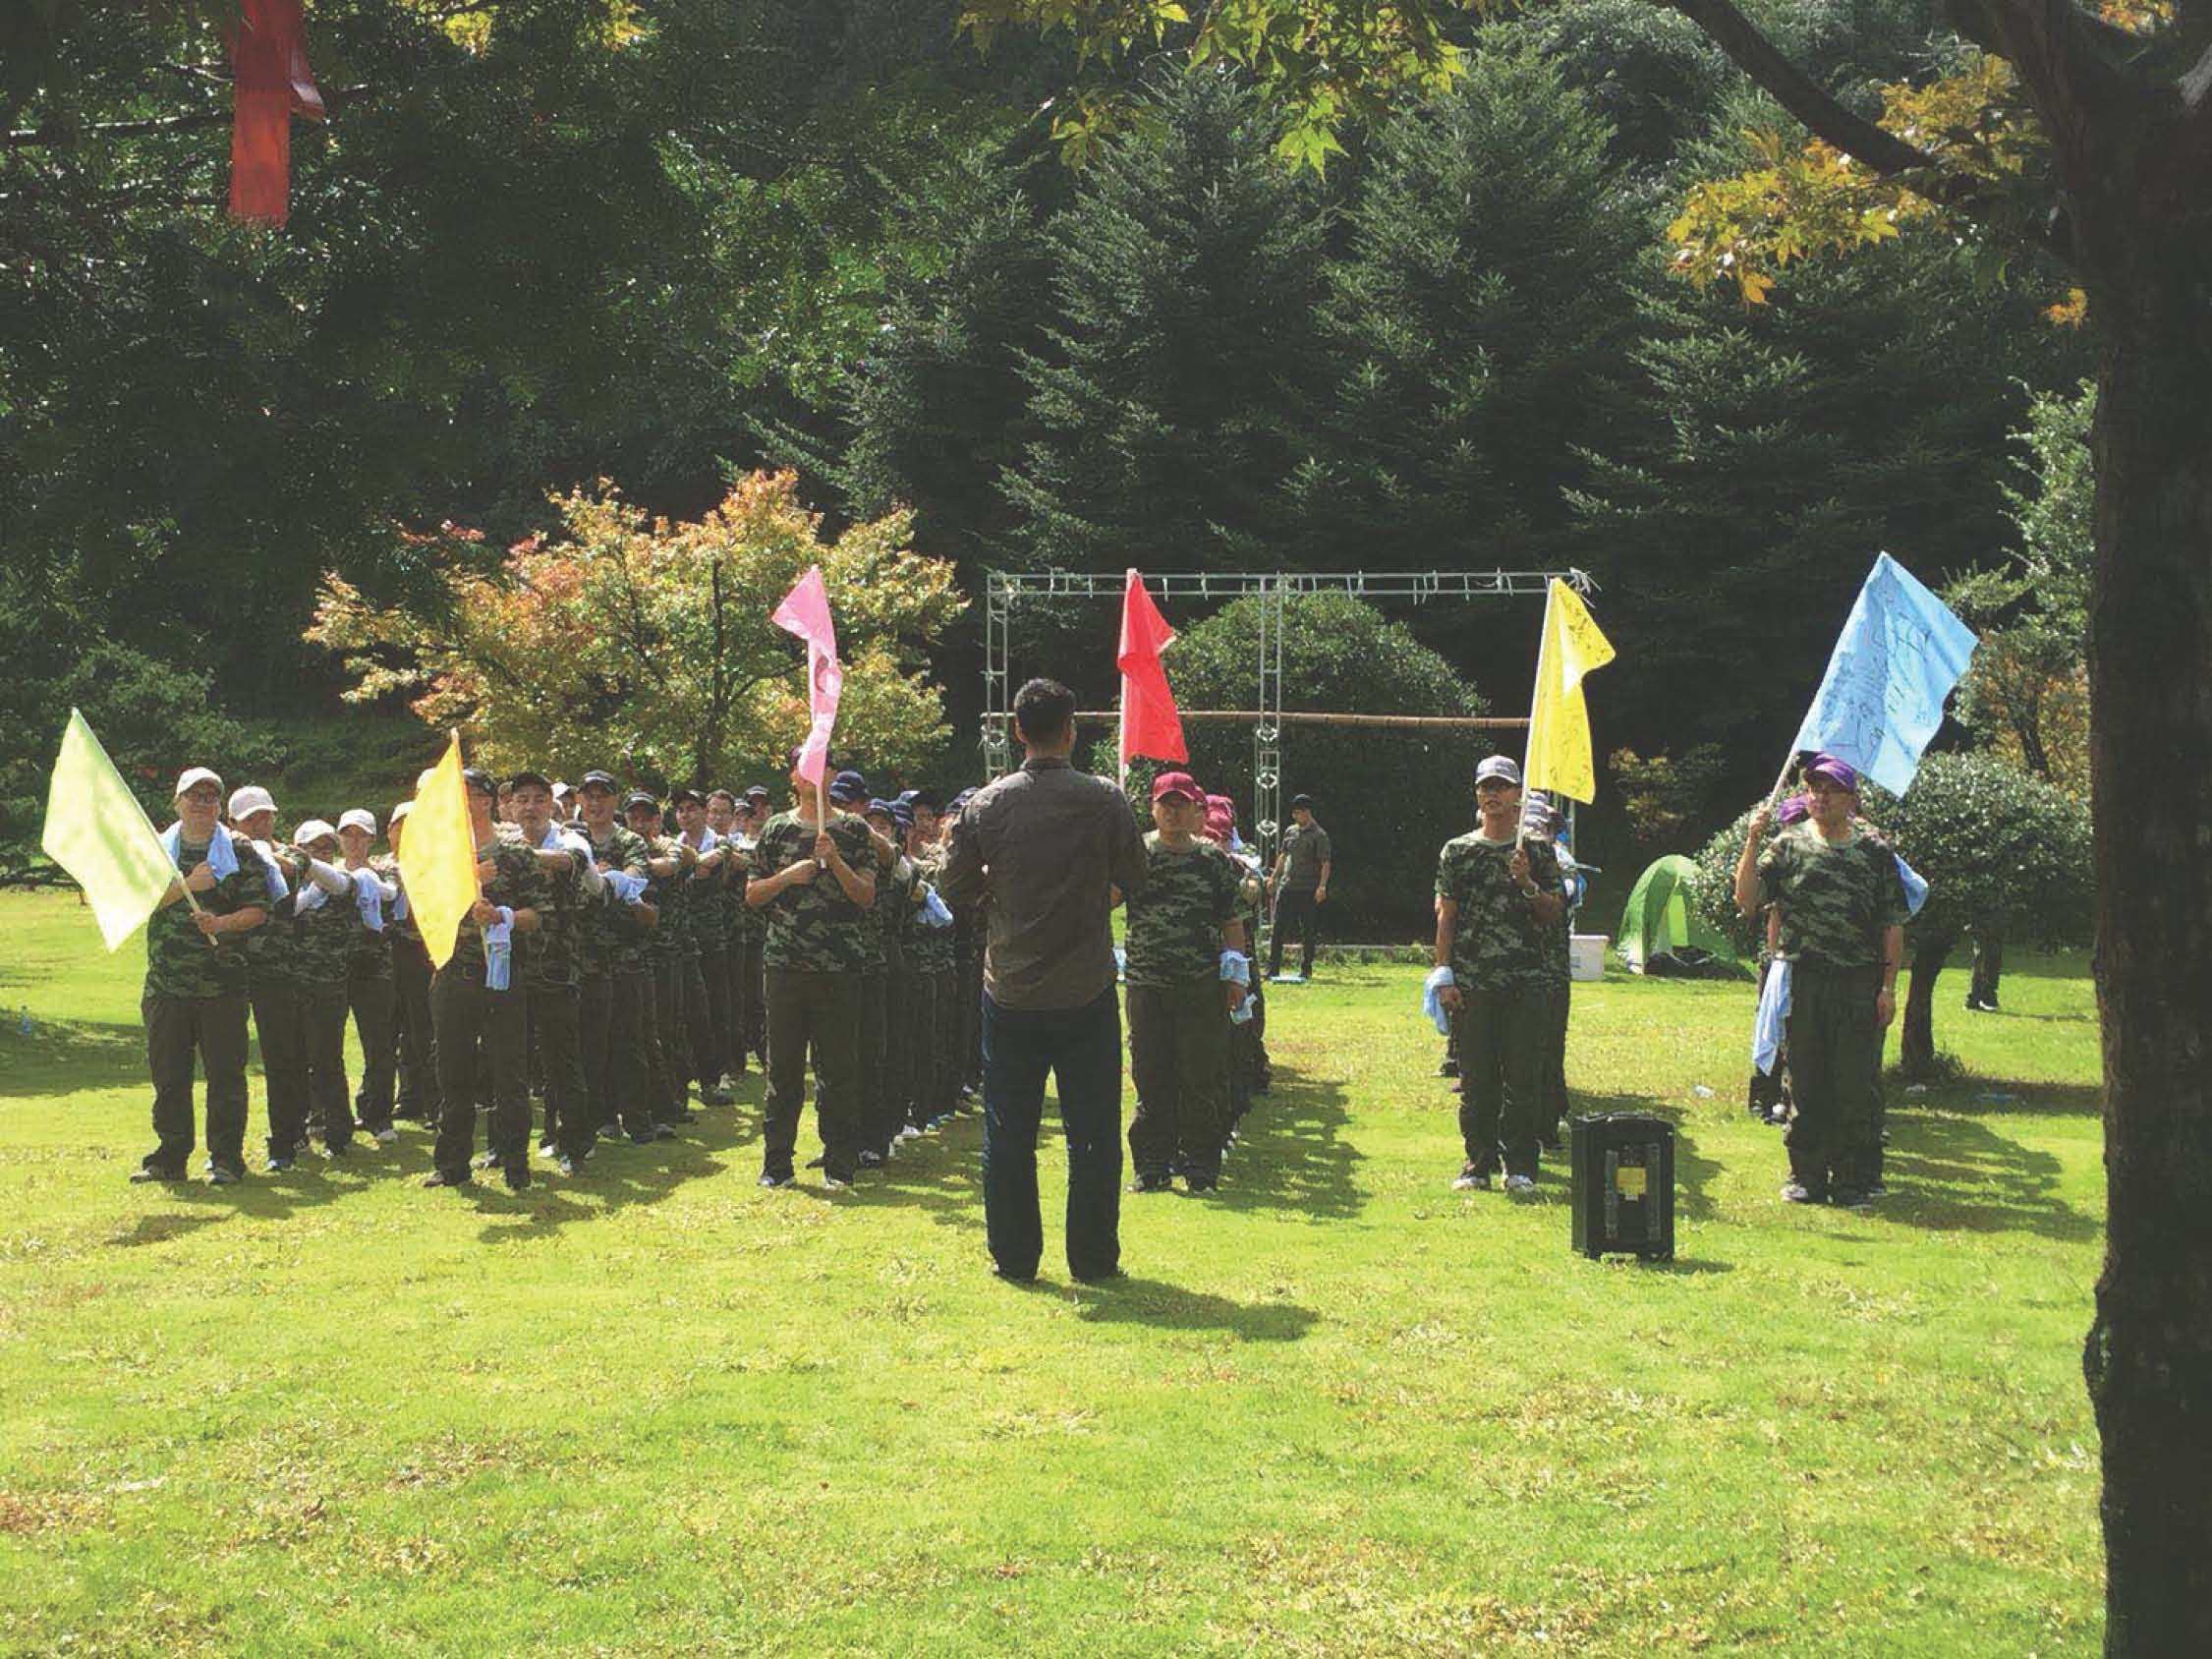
[1752,957,1792,1075]
[1422,966,1455,1036]
[483,907,514,991]
[921,887,954,930]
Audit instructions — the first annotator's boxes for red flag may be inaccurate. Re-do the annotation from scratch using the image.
[771,566,843,787]
[228,0,323,227]
[1117,568,1187,772]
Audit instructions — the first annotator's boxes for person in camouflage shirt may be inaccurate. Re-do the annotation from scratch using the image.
[1735,754,1908,1208]
[376,809,439,1128]
[576,772,658,1146]
[1434,757,1566,1192]
[1120,772,1249,1193]
[624,792,695,1132]
[512,772,602,1173]
[290,820,364,1158]
[1204,793,1271,1129]
[859,797,918,1163]
[337,810,402,1145]
[701,789,744,1090]
[228,786,317,1171]
[672,789,733,1108]
[134,768,272,1185]
[905,828,960,1134]
[425,768,549,1192]
[746,758,878,1187]
[1523,794,1574,1151]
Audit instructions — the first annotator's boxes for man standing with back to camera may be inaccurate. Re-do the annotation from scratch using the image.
[942,679,1148,1285]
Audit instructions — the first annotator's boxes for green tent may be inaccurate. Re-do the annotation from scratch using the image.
[1616,854,1739,973]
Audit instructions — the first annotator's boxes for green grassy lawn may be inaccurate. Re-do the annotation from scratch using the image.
[0,888,2104,1654]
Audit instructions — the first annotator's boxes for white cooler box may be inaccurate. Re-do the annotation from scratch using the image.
[1569,934,1609,983]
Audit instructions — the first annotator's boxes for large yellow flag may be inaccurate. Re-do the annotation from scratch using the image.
[39,709,186,949]
[398,731,480,969]
[1523,579,1616,805]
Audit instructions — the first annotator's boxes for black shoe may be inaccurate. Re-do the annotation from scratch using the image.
[758,1171,795,1189]
[1184,1173,1219,1194]
[653,1125,677,1140]
[669,1111,699,1125]
[1451,1164,1492,1192]
[503,1164,531,1193]
[423,1171,472,1189]
[555,1155,579,1176]
[322,1140,351,1159]
[205,1164,243,1186]
[130,1163,185,1184]
[627,1129,658,1146]
[704,1087,734,1107]
[1128,1173,1173,1194]
[1438,1058,1459,1078]
[993,1264,1039,1284]
[1780,1181,1826,1205]
[266,1156,295,1173]
[1071,1267,1124,1285]
[538,1137,558,1157]
[857,1149,885,1170]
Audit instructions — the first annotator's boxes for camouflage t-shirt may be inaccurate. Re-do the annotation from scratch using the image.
[445,833,552,978]
[376,853,423,952]
[876,849,915,973]
[345,861,395,981]
[580,823,652,976]
[1124,833,1243,989]
[1757,822,1909,970]
[638,835,692,967]
[750,812,876,974]
[243,843,312,989]
[143,829,268,1000]
[905,848,957,973]
[1435,832,1564,993]
[521,828,595,993]
[293,860,361,988]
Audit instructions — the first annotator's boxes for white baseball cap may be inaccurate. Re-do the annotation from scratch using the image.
[292,819,338,848]
[228,785,277,821]
[175,766,223,799]
[337,808,378,835]
[389,801,413,825]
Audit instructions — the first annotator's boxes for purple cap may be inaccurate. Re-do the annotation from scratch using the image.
[1776,793,1811,826]
[1804,754,1860,793]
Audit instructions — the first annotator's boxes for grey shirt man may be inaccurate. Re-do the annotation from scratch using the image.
[941,757,1148,1010]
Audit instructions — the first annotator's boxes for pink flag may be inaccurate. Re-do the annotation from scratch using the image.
[1118,568,1187,773]
[772,566,843,786]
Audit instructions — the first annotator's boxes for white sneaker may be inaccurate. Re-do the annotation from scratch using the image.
[822,1174,851,1192]
[1504,1174,1536,1195]
[375,1127,400,1145]
[895,1125,922,1143]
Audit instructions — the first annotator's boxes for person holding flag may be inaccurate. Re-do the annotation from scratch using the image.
[40,727,276,1186]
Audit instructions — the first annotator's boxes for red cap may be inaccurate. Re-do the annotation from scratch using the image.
[1151,771,1202,804]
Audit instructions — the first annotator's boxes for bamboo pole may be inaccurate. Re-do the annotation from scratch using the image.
[1069,710,1528,730]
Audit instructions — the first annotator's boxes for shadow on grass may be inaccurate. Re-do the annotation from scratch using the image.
[1559,1092,1723,1224]
[1067,1274,1318,1342]
[1878,1111,2098,1243]
[0,1018,148,1099]
[1217,1062,1361,1220]
[105,1210,227,1248]
[476,1103,762,1242]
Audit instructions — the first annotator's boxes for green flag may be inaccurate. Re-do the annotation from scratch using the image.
[39,709,182,950]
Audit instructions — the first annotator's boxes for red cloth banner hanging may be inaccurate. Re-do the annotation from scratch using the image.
[228,0,323,226]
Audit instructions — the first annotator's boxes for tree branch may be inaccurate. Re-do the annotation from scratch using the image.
[4,85,374,150]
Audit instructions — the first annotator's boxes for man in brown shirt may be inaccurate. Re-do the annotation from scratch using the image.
[943,677,1148,1283]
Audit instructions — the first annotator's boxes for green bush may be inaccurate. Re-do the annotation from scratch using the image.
[1093,593,1493,938]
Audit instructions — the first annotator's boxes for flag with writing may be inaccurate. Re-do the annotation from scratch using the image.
[1523,579,1616,805]
[39,710,185,949]
[1791,553,1978,796]
[1117,568,1187,772]
[399,732,479,970]
[773,565,843,786]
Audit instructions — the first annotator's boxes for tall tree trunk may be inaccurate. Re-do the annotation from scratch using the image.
[2078,207,2212,1657]
[1899,927,1957,1080]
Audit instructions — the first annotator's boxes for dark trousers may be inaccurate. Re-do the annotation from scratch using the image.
[856,970,890,1155]
[1269,888,1321,977]
[680,955,717,1094]
[735,936,766,1064]
[982,988,1123,1282]
[762,967,861,1181]
[639,961,675,1122]
[301,982,354,1149]
[925,967,959,1118]
[1127,981,1231,1181]
[532,983,590,1160]
[1786,963,1884,1196]
[1452,983,1545,1178]
[1539,979,1571,1129]
[143,992,250,1173]
[349,967,398,1130]
[1229,979,1268,1119]
[899,967,936,1129]
[581,969,653,1137]
[958,941,985,1089]
[430,966,529,1179]
[875,968,909,1153]
[700,943,733,1083]
[1969,933,2004,1005]
[393,941,440,1121]
[249,976,310,1160]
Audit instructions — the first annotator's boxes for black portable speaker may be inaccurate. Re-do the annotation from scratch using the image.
[1569,1112,1674,1261]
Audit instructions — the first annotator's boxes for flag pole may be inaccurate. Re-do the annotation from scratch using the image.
[1517,584,1557,852]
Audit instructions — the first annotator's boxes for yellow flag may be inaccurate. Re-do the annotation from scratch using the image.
[39,709,186,949]
[1523,579,1616,805]
[398,732,480,970]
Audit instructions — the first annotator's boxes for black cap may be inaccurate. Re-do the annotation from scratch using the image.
[670,786,704,807]
[828,769,869,804]
[623,790,659,813]
[1290,792,1317,811]
[507,769,553,793]
[899,787,941,814]
[743,784,769,802]
[579,770,620,793]
[462,768,497,798]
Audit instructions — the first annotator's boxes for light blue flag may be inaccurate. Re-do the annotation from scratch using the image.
[1791,553,1978,795]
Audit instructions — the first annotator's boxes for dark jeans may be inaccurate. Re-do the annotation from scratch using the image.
[762,967,861,1181]
[982,988,1123,1281]
[430,966,529,1179]
[348,967,397,1130]
[855,969,890,1156]
[958,938,985,1089]
[735,936,766,1064]
[899,966,936,1128]
[301,982,354,1149]
[393,940,440,1120]
[1786,963,1884,1195]
[143,992,250,1173]
[1452,983,1545,1178]
[924,967,959,1118]
[1269,888,1321,977]
[700,943,733,1082]
[248,975,310,1159]
[581,969,653,1137]
[1126,981,1231,1181]
[529,983,589,1160]
[638,960,675,1122]
[680,954,717,1094]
